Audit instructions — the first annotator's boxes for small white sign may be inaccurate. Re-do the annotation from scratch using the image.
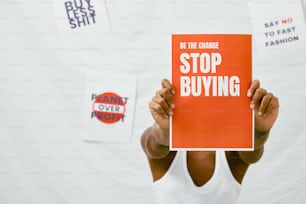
[83,74,137,143]
[52,0,111,34]
[248,0,306,66]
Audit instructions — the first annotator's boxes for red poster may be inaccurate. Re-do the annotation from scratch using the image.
[171,34,253,150]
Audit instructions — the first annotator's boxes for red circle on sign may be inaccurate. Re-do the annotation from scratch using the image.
[92,92,126,124]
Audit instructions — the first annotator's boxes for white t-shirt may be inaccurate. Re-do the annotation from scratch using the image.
[153,150,241,204]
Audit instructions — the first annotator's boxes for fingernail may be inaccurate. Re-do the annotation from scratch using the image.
[247,90,252,97]
[258,112,262,116]
[250,103,255,109]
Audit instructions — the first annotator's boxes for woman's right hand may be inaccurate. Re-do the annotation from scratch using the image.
[149,79,175,132]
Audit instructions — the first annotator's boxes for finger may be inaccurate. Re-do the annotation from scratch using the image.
[257,93,274,116]
[158,79,175,107]
[150,95,172,117]
[150,101,173,118]
[247,79,260,97]
[158,88,174,107]
[156,94,172,114]
[251,88,267,109]
[161,79,175,94]
[149,100,168,118]
[265,96,279,115]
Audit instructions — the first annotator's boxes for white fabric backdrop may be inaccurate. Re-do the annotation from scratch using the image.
[0,0,305,203]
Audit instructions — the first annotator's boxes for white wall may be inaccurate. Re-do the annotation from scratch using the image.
[0,0,305,203]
